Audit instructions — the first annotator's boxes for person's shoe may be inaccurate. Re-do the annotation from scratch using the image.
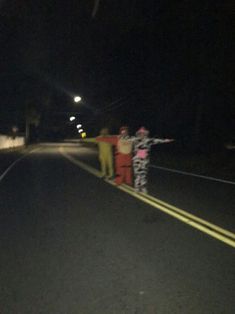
[141,188,148,194]
[107,175,114,180]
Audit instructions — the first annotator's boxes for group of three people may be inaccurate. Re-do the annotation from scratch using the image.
[84,126,174,193]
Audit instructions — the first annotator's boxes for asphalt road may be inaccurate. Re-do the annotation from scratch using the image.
[0,143,234,314]
[72,142,235,232]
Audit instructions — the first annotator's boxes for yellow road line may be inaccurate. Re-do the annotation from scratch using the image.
[118,185,235,248]
[122,184,235,241]
[60,148,102,178]
[60,147,235,248]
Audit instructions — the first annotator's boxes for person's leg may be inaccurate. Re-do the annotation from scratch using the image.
[115,156,123,184]
[124,165,132,186]
[115,165,124,184]
[140,160,149,193]
[107,153,114,178]
[120,155,132,186]
[133,159,141,192]
[115,155,126,185]
[140,172,148,193]
[134,174,141,191]
[99,157,106,177]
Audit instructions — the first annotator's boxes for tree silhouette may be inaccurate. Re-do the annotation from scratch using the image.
[25,103,41,144]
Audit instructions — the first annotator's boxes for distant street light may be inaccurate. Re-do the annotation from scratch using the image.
[70,116,76,121]
[12,126,19,133]
[76,124,82,129]
[74,96,82,103]
[78,129,84,133]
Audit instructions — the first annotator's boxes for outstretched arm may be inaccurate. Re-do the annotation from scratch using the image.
[82,137,97,144]
[96,136,118,146]
[150,138,174,145]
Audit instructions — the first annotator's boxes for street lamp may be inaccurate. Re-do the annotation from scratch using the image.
[76,124,82,129]
[74,96,82,103]
[70,116,76,121]
[78,129,84,133]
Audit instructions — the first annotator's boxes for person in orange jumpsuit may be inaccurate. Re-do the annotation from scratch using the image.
[96,126,133,186]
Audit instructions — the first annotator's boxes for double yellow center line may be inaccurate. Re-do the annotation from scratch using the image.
[60,147,235,248]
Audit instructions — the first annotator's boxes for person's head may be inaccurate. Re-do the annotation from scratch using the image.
[100,128,109,136]
[136,127,149,139]
[119,126,129,137]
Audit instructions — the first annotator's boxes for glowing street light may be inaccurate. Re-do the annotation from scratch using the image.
[78,129,84,133]
[81,132,87,138]
[70,116,76,121]
[76,124,82,129]
[74,96,82,103]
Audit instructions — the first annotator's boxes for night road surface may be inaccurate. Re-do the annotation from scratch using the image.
[0,143,234,314]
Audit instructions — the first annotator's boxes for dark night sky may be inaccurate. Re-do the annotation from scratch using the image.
[0,0,234,148]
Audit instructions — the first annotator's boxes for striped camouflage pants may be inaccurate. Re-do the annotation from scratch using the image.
[133,157,149,193]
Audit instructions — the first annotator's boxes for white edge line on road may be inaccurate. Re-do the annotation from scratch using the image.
[0,148,41,183]
[60,147,235,249]
[150,164,235,185]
